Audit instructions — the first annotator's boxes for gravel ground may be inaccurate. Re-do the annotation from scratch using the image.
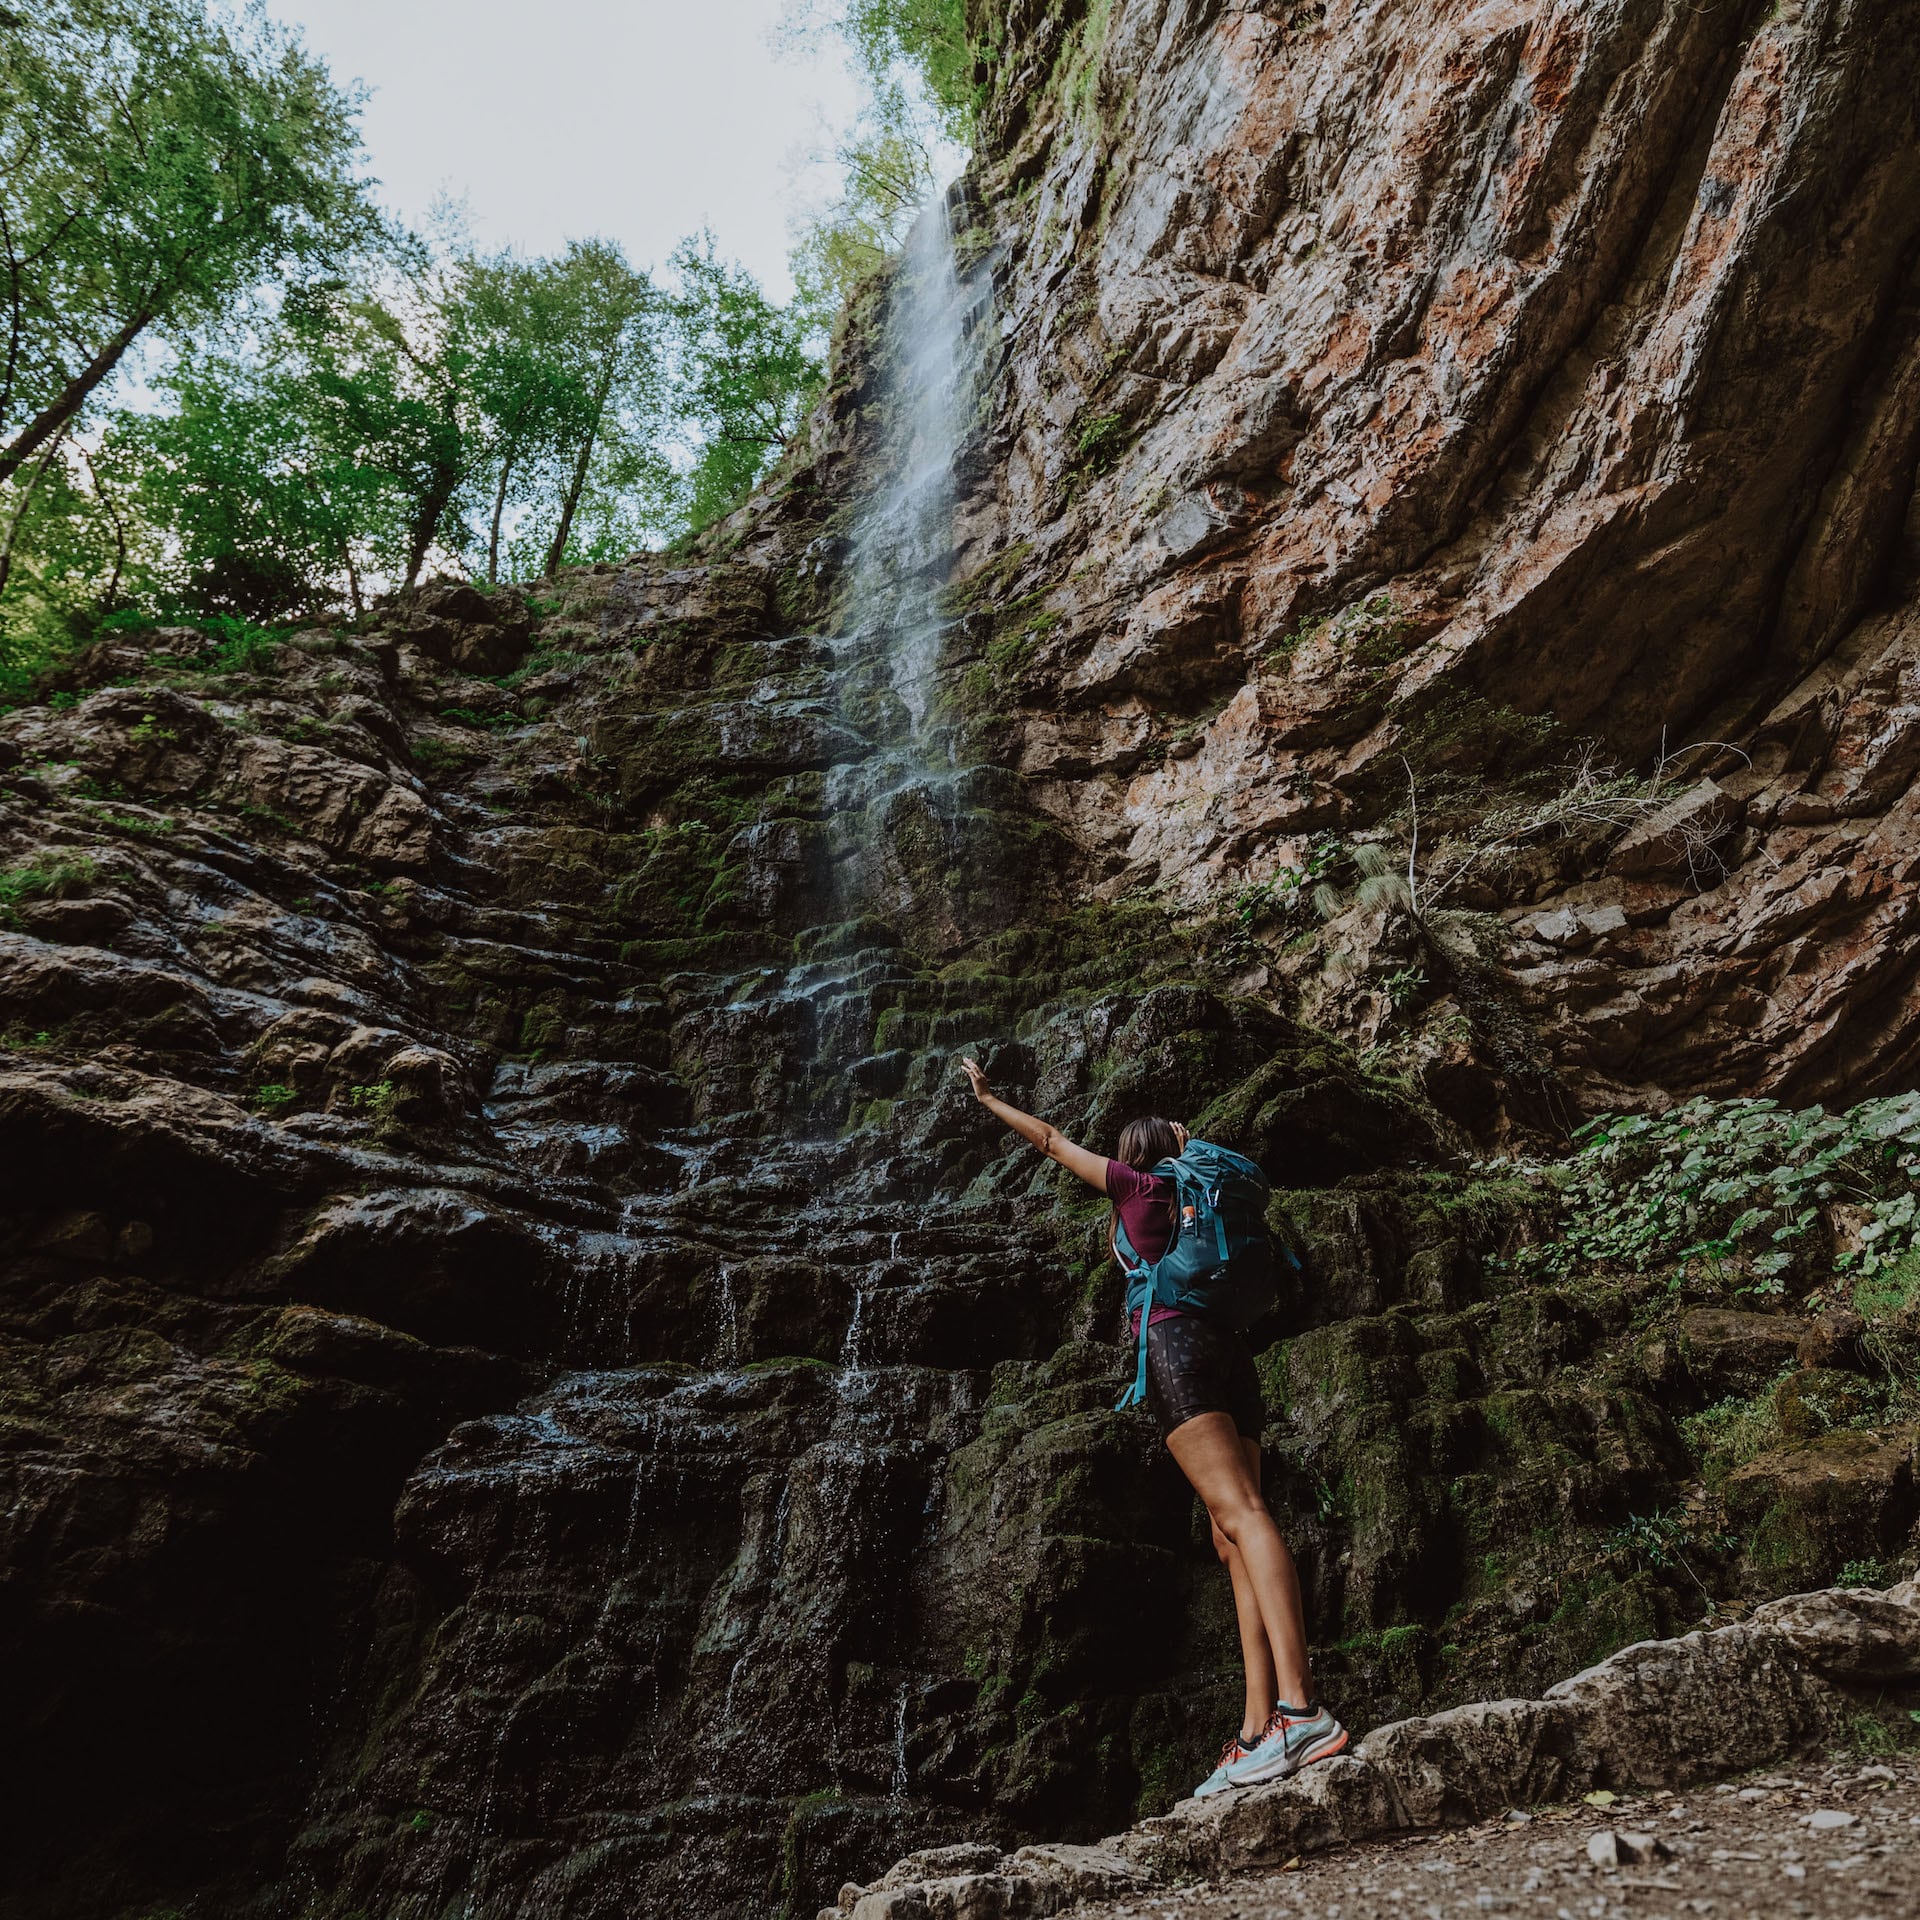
[1081,1756,1920,1920]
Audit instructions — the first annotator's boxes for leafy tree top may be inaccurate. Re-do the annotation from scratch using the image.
[0,0,379,484]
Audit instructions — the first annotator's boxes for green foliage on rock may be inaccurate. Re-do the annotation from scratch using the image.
[1511,1094,1920,1293]
[0,853,97,925]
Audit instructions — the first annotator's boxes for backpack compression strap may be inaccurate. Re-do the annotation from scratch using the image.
[1114,1282,1154,1410]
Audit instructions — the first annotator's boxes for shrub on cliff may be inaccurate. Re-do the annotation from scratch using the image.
[1509,1094,1920,1301]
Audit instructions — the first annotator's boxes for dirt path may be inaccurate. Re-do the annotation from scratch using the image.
[1076,1756,1920,1920]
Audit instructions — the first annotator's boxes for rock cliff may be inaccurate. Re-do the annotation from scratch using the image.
[4,4,1920,1920]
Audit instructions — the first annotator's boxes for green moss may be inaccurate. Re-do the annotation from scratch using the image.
[411,735,482,780]
[518,1000,569,1055]
[1683,1386,1787,1490]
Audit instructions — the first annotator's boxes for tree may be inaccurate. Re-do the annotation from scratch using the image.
[459,251,591,584]
[790,91,943,318]
[534,241,664,579]
[667,236,824,530]
[118,346,402,619]
[0,0,377,489]
[778,0,975,141]
[0,432,162,693]
[279,252,500,593]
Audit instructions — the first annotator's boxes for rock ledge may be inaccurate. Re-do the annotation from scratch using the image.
[824,1582,1920,1919]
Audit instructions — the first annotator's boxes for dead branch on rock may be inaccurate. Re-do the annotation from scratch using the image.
[1414,738,1750,908]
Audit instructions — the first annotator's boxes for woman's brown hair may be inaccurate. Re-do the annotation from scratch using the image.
[1116,1115,1182,1172]
[1109,1114,1183,1266]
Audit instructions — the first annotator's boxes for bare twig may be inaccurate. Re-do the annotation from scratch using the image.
[1400,752,1421,920]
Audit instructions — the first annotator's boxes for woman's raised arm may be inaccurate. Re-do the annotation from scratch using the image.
[959,1057,1110,1193]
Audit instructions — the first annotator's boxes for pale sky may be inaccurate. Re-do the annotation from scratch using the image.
[270,0,870,297]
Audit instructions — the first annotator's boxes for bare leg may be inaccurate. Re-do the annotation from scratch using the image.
[1212,1436,1277,1738]
[1168,1411,1312,1708]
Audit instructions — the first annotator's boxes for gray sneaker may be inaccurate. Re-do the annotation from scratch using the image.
[1221,1702,1348,1787]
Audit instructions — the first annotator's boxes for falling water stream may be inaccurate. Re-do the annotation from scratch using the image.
[844,189,973,741]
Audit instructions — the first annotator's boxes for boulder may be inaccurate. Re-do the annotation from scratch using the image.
[1609,783,1737,881]
[400,579,533,676]
[1676,1309,1808,1394]
[1727,1429,1920,1590]
[838,1584,1920,1911]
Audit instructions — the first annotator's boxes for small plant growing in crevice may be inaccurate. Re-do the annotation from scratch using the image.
[411,736,482,779]
[1073,410,1129,475]
[1207,834,1346,966]
[1602,1509,1735,1603]
[1311,839,1413,922]
[1382,965,1429,1013]
[345,1079,400,1143]
[1265,591,1412,674]
[0,855,97,926]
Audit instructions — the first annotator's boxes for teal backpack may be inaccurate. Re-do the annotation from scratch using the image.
[1112,1138,1290,1411]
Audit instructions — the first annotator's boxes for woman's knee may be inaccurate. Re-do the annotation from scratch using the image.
[1206,1491,1271,1547]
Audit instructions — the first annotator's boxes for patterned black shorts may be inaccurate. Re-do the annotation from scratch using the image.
[1142,1314,1266,1443]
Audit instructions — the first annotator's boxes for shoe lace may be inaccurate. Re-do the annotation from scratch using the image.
[1254,1701,1320,1745]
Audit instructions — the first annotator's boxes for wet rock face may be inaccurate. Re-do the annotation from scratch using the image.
[3,578,1910,1920]
[0,583,1465,1920]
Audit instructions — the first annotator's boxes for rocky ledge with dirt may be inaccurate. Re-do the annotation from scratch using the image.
[825,1579,1920,1918]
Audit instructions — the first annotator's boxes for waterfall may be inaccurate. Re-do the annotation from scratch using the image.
[828,187,998,948]
[843,188,975,750]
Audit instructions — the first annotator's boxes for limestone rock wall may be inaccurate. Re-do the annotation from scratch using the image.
[886,0,1920,1111]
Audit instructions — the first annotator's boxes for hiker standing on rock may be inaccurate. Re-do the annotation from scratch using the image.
[959,1057,1348,1798]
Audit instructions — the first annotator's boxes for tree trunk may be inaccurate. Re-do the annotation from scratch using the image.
[0,426,68,599]
[404,469,459,592]
[488,450,516,585]
[80,447,129,609]
[345,544,364,620]
[545,352,618,578]
[0,309,153,490]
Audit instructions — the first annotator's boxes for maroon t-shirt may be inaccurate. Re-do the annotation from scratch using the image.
[1108,1159,1184,1333]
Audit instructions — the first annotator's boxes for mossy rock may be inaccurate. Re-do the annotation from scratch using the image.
[1727,1426,1920,1590]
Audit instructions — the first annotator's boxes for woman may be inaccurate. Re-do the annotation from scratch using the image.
[959,1056,1347,1798]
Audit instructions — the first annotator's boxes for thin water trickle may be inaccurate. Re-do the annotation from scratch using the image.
[770,1479,793,1571]
[891,1682,912,1798]
[841,1284,867,1379]
[714,1262,742,1367]
[722,1646,752,1724]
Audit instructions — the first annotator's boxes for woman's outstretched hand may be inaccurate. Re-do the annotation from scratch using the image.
[959,1056,992,1103]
